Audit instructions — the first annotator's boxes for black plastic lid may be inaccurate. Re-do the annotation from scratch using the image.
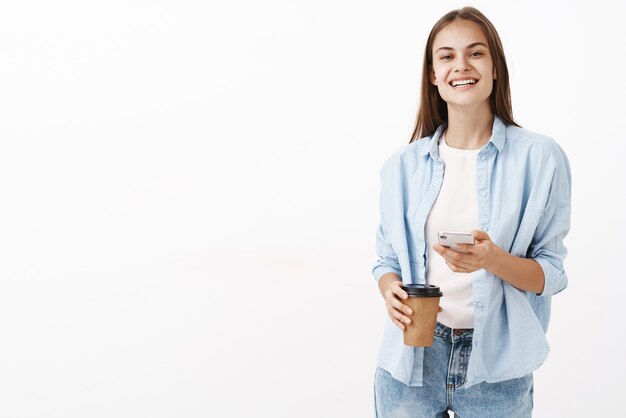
[400,283,443,297]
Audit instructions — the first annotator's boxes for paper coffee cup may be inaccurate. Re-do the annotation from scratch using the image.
[400,284,443,347]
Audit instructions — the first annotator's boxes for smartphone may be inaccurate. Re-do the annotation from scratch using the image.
[437,231,475,247]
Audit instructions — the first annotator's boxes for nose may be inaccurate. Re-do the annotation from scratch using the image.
[454,56,472,72]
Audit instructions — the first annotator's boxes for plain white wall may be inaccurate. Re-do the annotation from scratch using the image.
[0,1,624,417]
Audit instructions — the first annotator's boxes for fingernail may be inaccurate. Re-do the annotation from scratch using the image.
[407,309,413,315]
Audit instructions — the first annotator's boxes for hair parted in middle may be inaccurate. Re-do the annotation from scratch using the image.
[409,6,521,144]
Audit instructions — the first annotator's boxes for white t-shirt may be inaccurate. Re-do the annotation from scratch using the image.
[425,132,480,329]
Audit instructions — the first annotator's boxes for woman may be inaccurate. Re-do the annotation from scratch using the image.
[372,7,571,418]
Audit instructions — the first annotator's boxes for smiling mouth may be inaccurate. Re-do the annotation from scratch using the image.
[449,79,478,88]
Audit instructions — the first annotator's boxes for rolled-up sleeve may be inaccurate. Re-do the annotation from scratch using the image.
[372,222,401,283]
[372,164,401,283]
[529,144,572,297]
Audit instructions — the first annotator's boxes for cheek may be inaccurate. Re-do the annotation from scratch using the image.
[431,65,445,82]
[481,78,495,93]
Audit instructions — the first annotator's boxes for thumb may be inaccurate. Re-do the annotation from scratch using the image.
[471,229,490,241]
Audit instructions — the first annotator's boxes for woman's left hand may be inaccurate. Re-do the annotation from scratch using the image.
[433,230,503,273]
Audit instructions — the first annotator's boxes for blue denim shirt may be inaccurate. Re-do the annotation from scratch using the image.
[372,114,571,387]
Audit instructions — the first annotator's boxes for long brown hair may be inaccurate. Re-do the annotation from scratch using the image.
[409,7,520,143]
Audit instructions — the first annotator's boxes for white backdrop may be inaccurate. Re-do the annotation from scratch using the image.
[0,1,624,417]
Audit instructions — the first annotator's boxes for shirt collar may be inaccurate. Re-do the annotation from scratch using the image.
[417,114,506,159]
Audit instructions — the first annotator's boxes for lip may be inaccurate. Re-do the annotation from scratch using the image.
[449,77,479,84]
[451,82,476,91]
[449,79,479,91]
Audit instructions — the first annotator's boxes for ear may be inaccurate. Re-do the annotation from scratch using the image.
[493,68,497,80]
[430,68,437,85]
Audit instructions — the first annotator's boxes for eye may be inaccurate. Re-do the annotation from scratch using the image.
[470,51,483,57]
[441,55,452,60]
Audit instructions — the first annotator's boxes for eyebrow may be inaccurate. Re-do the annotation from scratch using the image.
[435,42,488,54]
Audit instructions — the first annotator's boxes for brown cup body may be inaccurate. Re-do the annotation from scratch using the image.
[402,295,440,347]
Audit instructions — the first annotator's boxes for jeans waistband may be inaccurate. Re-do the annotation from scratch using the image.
[435,321,474,341]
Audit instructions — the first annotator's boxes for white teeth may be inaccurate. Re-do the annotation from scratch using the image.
[451,79,477,87]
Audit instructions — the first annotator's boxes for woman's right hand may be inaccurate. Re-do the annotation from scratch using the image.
[379,275,443,330]
[382,280,414,330]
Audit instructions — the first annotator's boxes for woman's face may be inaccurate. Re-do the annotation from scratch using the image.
[430,19,496,110]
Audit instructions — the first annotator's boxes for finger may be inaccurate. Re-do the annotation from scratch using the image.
[455,243,477,253]
[435,244,461,261]
[440,247,469,263]
[386,283,414,323]
[392,284,413,314]
[384,285,413,315]
[471,229,490,241]
[445,260,472,273]
[450,258,474,270]
[385,286,408,308]
[388,297,413,316]
[394,308,412,325]
[384,284,403,302]
[391,282,408,300]
[388,306,411,326]
[439,253,474,271]
[438,250,475,269]
[392,316,406,330]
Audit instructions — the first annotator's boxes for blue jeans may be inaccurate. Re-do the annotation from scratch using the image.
[374,322,534,417]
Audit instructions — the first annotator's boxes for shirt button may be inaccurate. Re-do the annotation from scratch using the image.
[481,191,487,197]
[482,225,489,231]
[475,302,484,308]
[480,155,486,161]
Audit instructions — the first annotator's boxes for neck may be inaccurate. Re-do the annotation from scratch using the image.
[444,104,494,150]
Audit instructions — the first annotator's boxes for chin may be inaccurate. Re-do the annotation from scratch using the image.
[441,93,491,108]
